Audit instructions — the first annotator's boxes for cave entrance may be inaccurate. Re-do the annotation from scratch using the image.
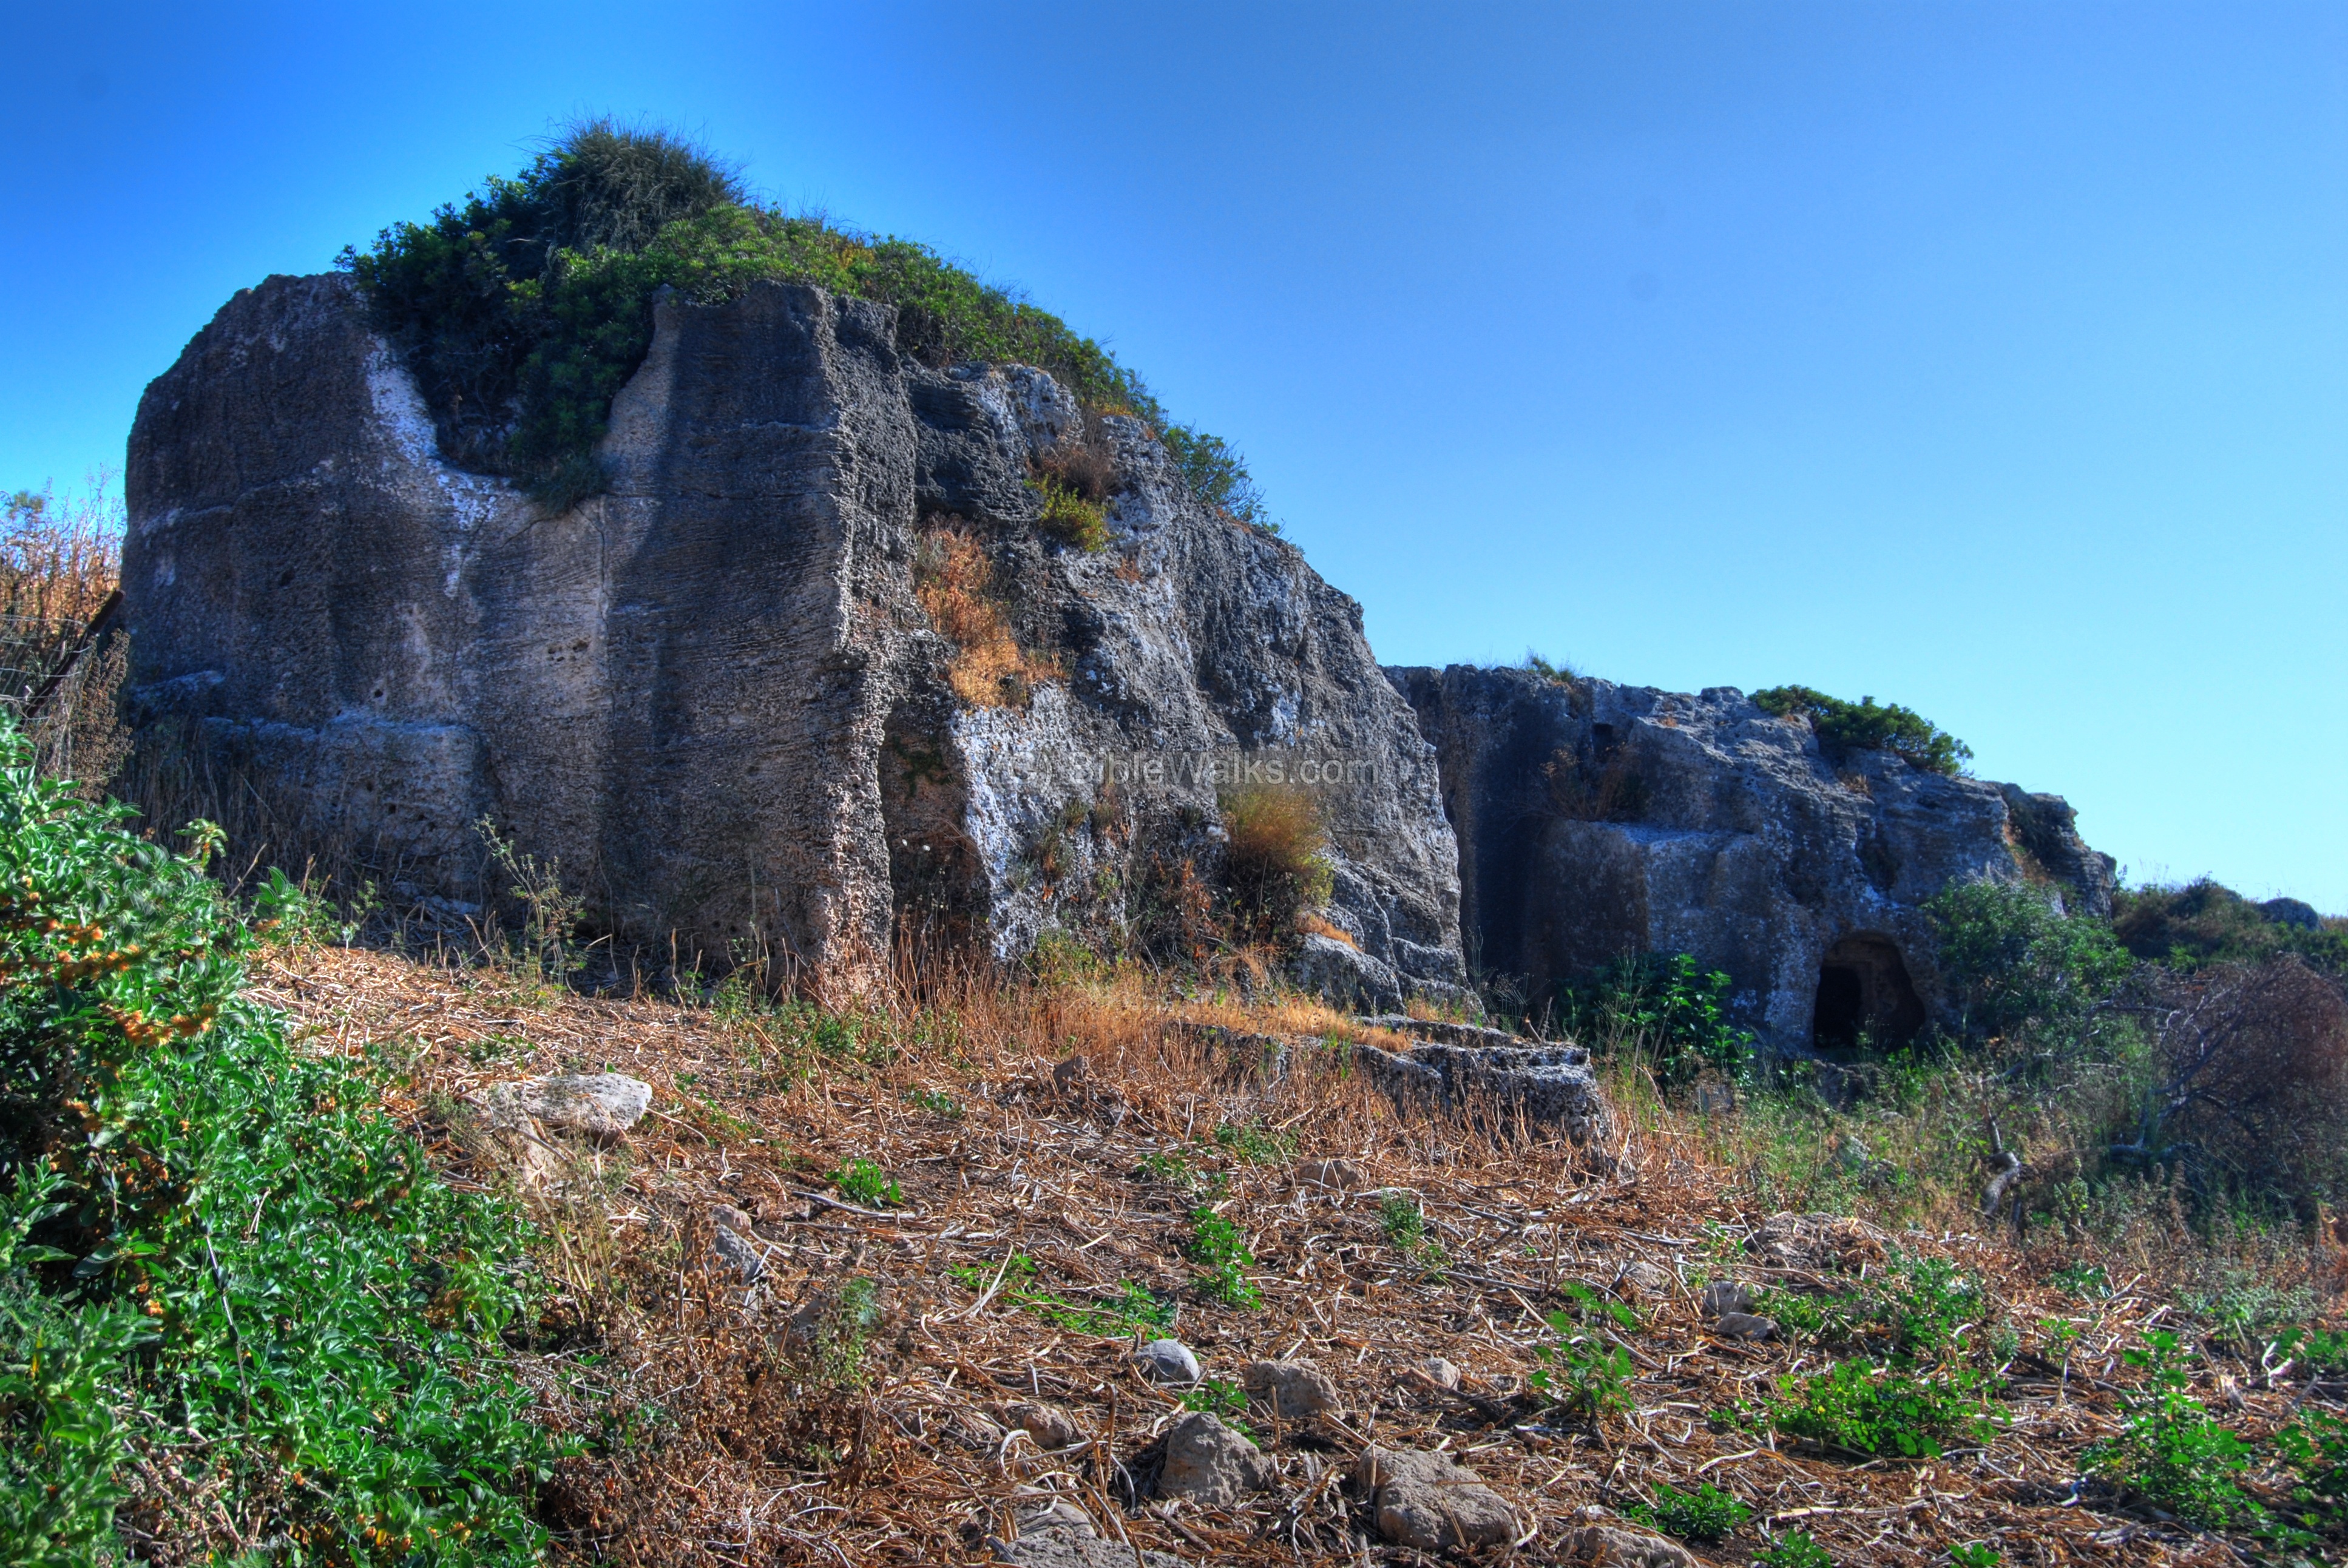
[1811,932,1926,1052]
[879,705,987,975]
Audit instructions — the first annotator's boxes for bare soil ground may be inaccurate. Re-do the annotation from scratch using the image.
[250,944,2339,1567]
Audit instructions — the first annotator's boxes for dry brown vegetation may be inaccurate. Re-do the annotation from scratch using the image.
[1,479,130,791]
[244,939,2347,1567]
[915,527,1063,708]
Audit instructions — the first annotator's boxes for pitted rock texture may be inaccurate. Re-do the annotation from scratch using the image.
[125,273,1464,993]
[1355,1446,1518,1550]
[1353,1016,1614,1144]
[1387,664,2115,1051]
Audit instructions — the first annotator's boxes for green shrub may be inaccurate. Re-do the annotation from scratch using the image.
[1213,1118,1296,1166]
[2113,878,2347,978]
[344,121,1266,525]
[1947,1546,2001,1568]
[2272,1406,2348,1544]
[1760,1532,1834,1567]
[1530,1297,1637,1420]
[2082,1331,2259,1529]
[1562,952,1753,1087]
[1926,879,2133,1044]
[1376,1192,1446,1272]
[1027,476,1108,551]
[0,718,556,1562]
[1625,1481,1750,1542]
[1186,1208,1262,1309]
[1751,685,1972,776]
[1766,1357,1998,1459]
[797,1276,884,1390]
[830,1157,902,1208]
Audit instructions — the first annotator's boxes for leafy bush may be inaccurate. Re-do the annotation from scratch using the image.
[2082,1331,2258,1528]
[1625,1480,1750,1542]
[1213,1118,1296,1166]
[344,121,1264,524]
[1766,1357,1998,1459]
[1531,1295,1637,1420]
[1562,952,1753,1087]
[1926,878,2133,1044]
[1751,685,1972,776]
[1027,476,1109,552]
[1376,1192,1446,1271]
[2113,878,2347,978]
[1186,1207,1262,1309]
[2273,1406,2348,1544]
[948,1254,1172,1337]
[0,718,555,1562]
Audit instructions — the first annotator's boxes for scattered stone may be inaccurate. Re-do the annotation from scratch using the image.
[1051,1055,1092,1093]
[480,1073,652,1140]
[710,1225,766,1283]
[1000,1401,1083,1450]
[1617,1259,1672,1299]
[1240,1359,1341,1419]
[992,1518,1183,1568]
[710,1203,757,1235]
[1561,1523,1698,1566]
[1296,1157,1365,1190]
[1698,1280,1753,1318]
[1156,1412,1273,1506]
[1714,1311,1780,1341]
[1423,1356,1463,1390]
[1749,1211,1888,1272]
[1134,1339,1200,1384]
[1355,1446,1518,1550]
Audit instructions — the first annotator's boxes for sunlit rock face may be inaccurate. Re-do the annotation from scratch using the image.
[1388,664,2113,1051]
[125,273,1464,994]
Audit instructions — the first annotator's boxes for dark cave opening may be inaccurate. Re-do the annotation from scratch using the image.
[1811,931,1926,1051]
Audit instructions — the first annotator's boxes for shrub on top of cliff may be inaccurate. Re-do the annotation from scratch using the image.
[347,120,1279,516]
[2113,878,2348,978]
[1217,785,1334,939]
[1751,686,1972,776]
[0,715,556,1560]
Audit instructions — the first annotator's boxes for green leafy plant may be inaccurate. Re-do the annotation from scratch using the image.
[249,865,356,947]
[2082,1331,2259,1529]
[1180,1377,1253,1435]
[797,1276,884,1390]
[1765,1357,1998,1459]
[1531,1309,1636,1419]
[1925,879,2133,1044]
[830,1157,903,1209]
[1562,952,1754,1087]
[1751,685,1972,776]
[950,1255,1174,1336]
[1760,1532,1835,1567]
[2049,1260,2111,1299]
[1027,476,1108,552]
[1213,1118,1296,1166]
[1625,1480,1750,1543]
[1159,425,1274,532]
[903,1086,963,1120]
[0,715,558,1561]
[477,814,584,991]
[1376,1192,1446,1271]
[2272,1406,2348,1544]
[1948,1545,2001,1568]
[1186,1207,1262,1309]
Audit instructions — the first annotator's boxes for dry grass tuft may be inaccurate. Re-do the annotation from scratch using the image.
[914,526,1063,708]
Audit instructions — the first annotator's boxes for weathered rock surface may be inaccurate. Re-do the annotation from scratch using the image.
[1561,1523,1698,1567]
[991,1498,1183,1568]
[1240,1358,1341,1419]
[1713,1311,1779,1340]
[999,1401,1083,1451]
[479,1073,652,1139]
[127,273,1464,993]
[1156,1411,1273,1505]
[1355,1446,1517,1549]
[1698,1280,1754,1317]
[1134,1339,1199,1384]
[1388,664,2115,1051]
[1353,1016,1613,1144]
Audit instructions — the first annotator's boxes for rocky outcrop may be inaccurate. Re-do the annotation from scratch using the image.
[124,274,1464,993]
[1388,664,2114,1051]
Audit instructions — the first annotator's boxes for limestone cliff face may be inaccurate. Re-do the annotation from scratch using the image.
[126,274,1464,992]
[1387,664,2114,1051]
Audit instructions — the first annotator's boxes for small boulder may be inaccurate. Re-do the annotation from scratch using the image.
[1240,1359,1341,1419]
[710,1203,758,1236]
[1561,1523,1697,1566]
[1156,1411,1273,1507]
[1134,1339,1200,1384]
[1291,932,1404,1011]
[1355,1446,1517,1550]
[1001,1401,1083,1450]
[1423,1356,1463,1390]
[710,1225,766,1283]
[1714,1311,1779,1341]
[1052,1055,1092,1093]
[1698,1280,1753,1318]
[1296,1157,1365,1190]
[1617,1259,1672,1299]
[481,1073,652,1140]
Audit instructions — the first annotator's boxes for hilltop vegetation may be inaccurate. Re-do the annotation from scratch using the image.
[343,120,1272,524]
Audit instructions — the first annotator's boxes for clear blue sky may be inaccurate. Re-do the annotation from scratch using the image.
[7,3,2343,908]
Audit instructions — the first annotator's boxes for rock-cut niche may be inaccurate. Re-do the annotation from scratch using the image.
[1811,932,1926,1051]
